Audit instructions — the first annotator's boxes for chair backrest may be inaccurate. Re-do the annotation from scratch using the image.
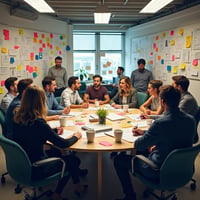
[0,134,32,185]
[159,144,200,190]
[55,96,61,104]
[137,92,148,108]
[0,108,6,136]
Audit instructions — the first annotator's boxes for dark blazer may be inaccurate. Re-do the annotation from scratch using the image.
[110,88,138,108]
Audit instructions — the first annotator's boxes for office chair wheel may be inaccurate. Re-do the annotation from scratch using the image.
[15,184,22,194]
[190,182,196,190]
[1,176,6,184]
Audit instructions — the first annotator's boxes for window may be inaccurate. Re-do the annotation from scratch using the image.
[73,32,124,82]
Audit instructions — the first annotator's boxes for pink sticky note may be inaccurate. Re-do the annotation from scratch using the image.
[50,44,53,49]
[14,46,19,49]
[155,35,159,40]
[42,43,46,48]
[150,52,153,55]
[99,141,113,146]
[50,33,53,38]
[192,59,198,66]
[34,32,38,38]
[29,67,34,73]
[59,50,62,55]
[172,55,175,61]
[39,48,43,52]
[1,80,5,86]
[75,122,86,125]
[170,30,174,36]
[153,43,156,48]
[26,65,30,70]
[150,60,153,64]
[117,112,126,116]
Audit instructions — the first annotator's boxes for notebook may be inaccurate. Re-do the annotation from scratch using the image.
[82,124,112,133]
[106,113,126,121]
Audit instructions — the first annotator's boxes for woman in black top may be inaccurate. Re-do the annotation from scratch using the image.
[13,85,85,200]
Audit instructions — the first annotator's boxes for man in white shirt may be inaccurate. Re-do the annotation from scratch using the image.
[60,76,89,109]
[0,77,18,113]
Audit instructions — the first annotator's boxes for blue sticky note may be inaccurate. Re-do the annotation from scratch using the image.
[167,65,171,72]
[10,57,15,64]
[39,52,43,59]
[161,59,164,64]
[33,71,37,78]
[35,55,39,60]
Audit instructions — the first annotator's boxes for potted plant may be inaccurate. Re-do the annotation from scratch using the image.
[96,108,108,125]
[74,67,88,81]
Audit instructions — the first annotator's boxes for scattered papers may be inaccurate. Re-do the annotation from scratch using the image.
[131,121,148,128]
[127,114,141,121]
[106,113,126,121]
[47,120,60,129]
[59,130,74,139]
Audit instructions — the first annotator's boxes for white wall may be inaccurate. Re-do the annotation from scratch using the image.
[0,2,73,99]
[125,5,200,105]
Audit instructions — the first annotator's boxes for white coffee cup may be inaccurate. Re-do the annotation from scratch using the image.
[86,129,95,143]
[123,104,128,113]
[59,116,68,127]
[146,119,153,126]
[114,129,123,143]
[95,100,100,107]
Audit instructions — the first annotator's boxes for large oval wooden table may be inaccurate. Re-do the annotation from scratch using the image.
[55,106,143,200]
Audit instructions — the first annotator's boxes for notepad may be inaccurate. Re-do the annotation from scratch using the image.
[106,113,126,121]
[82,124,112,133]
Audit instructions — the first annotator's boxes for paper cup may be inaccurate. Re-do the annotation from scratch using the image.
[59,116,68,127]
[86,129,95,143]
[95,100,100,107]
[123,104,128,112]
[114,129,123,143]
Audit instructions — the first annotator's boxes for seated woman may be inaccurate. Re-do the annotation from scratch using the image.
[140,80,163,115]
[110,76,137,108]
[13,86,87,200]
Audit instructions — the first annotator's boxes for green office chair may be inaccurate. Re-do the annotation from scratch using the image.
[137,92,148,108]
[0,134,68,200]
[132,144,200,200]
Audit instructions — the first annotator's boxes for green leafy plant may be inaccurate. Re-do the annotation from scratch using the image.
[74,67,88,80]
[96,108,108,118]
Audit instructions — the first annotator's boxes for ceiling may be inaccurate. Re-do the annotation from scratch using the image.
[1,0,200,31]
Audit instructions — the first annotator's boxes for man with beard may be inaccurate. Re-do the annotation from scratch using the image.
[131,58,153,93]
[83,75,110,105]
[60,76,89,109]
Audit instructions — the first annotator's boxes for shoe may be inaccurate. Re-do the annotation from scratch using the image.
[79,168,88,177]
[74,184,88,197]
[115,192,136,200]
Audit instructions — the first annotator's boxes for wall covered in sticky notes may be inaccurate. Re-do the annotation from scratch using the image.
[0,23,68,98]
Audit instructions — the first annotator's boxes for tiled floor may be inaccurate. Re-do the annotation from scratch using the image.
[0,147,200,200]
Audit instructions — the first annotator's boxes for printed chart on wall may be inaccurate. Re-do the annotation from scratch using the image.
[131,27,200,81]
[0,24,67,84]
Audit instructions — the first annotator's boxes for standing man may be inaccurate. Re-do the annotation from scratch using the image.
[110,67,125,98]
[48,56,68,97]
[42,76,70,116]
[5,78,33,139]
[83,75,110,105]
[0,77,18,113]
[131,58,153,93]
[172,75,198,117]
[60,76,89,109]
[114,85,196,200]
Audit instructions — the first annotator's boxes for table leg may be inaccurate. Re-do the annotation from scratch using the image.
[97,152,102,200]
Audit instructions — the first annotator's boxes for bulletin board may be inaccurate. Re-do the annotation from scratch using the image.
[131,25,200,82]
[0,24,67,95]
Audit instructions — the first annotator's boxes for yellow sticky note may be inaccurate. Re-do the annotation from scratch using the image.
[179,28,184,35]
[180,63,186,70]
[1,48,7,53]
[18,28,24,35]
[170,40,175,46]
[0,87,4,94]
[186,35,192,48]
[162,32,166,38]
[121,123,132,128]
[172,66,178,74]
[46,37,50,43]
[56,46,60,51]
[62,41,66,46]
[17,65,22,71]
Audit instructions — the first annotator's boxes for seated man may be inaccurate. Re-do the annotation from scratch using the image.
[83,75,110,105]
[0,77,18,113]
[60,76,89,109]
[172,75,198,117]
[42,76,70,115]
[5,78,33,139]
[114,85,196,200]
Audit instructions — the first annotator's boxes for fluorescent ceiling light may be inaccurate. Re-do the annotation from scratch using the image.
[94,5,111,24]
[140,0,174,13]
[24,0,55,13]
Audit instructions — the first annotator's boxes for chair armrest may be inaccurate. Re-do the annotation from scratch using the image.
[132,155,159,172]
[33,157,66,178]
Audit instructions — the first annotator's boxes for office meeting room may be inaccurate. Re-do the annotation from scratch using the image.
[1,1,200,200]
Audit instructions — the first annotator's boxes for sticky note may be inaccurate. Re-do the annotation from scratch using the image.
[179,28,184,35]
[17,65,22,71]
[42,43,46,48]
[50,33,53,38]
[170,40,175,46]
[155,48,158,52]
[33,38,37,43]
[39,39,43,44]
[35,55,39,60]
[162,32,166,38]
[186,36,192,48]
[26,65,30,70]
[46,37,50,43]
[59,51,62,55]
[161,59,164,64]
[172,55,175,61]
[158,56,161,61]
[14,46,19,49]
[33,66,38,71]
[99,141,112,146]
[1,80,5,86]
[192,59,198,66]
[39,52,43,59]
[180,63,186,70]
[1,48,7,53]
[0,87,4,94]
[34,32,38,38]
[41,33,45,38]
[18,29,24,35]
[170,30,174,36]
[10,57,15,64]
[33,71,37,78]
[56,46,60,51]
[62,34,66,39]
[155,35,159,40]
[167,65,171,72]
[150,52,153,55]
[153,43,156,48]
[172,66,178,74]
[49,44,53,49]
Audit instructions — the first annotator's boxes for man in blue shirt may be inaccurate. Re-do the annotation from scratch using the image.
[114,85,196,200]
[42,76,70,116]
[5,78,33,139]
